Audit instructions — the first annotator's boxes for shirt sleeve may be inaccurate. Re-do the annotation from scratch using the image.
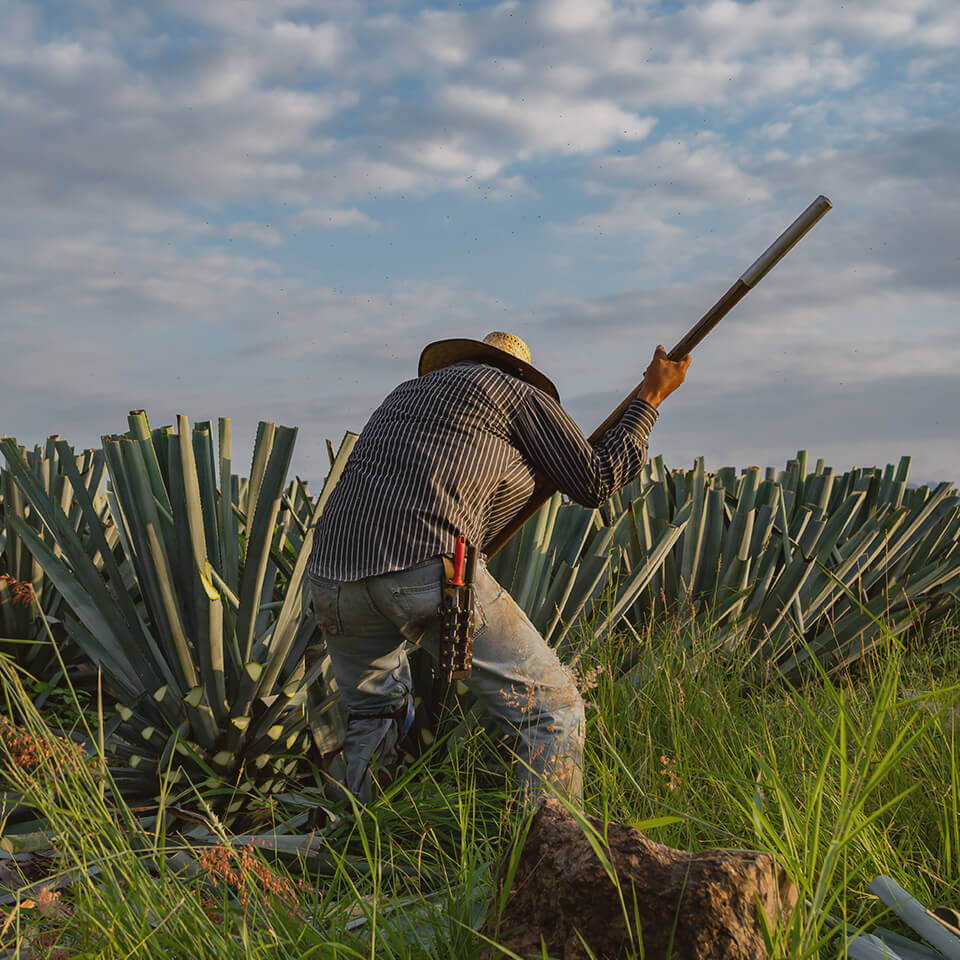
[511,387,659,508]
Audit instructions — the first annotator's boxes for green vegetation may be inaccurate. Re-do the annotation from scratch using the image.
[0,439,106,681]
[489,452,960,683]
[2,611,958,958]
[1,416,959,956]
[1,416,356,811]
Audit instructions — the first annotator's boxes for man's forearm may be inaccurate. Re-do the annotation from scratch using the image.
[637,383,665,409]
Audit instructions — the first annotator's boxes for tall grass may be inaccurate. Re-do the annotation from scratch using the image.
[2,610,958,958]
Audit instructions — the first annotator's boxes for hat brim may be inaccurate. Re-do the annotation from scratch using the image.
[418,339,559,402]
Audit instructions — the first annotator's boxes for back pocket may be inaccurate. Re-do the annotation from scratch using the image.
[309,578,342,635]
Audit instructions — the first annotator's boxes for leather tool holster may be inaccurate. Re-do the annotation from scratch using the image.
[437,553,476,686]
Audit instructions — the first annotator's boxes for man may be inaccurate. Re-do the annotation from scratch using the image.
[307,332,690,806]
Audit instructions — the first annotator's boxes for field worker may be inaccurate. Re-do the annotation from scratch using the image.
[307,332,690,806]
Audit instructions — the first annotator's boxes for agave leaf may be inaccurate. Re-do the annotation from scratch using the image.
[103,479,136,568]
[717,478,756,586]
[244,421,276,527]
[282,489,309,541]
[797,511,906,626]
[254,432,358,699]
[753,517,828,641]
[127,410,171,515]
[53,441,152,638]
[538,560,580,641]
[249,640,331,747]
[609,500,633,554]
[593,514,689,641]
[487,521,520,588]
[794,450,808,508]
[858,483,954,595]
[193,421,223,575]
[254,510,287,638]
[0,577,17,639]
[748,503,777,560]
[6,516,144,698]
[695,482,726,600]
[218,418,240,594]
[165,435,198,630]
[628,494,662,603]
[177,415,210,575]
[555,504,598,567]
[877,462,896,506]
[718,508,755,596]
[551,547,614,649]
[2,440,166,692]
[2,460,31,585]
[757,493,864,656]
[679,458,707,598]
[237,426,297,662]
[198,561,227,723]
[530,545,559,619]
[514,494,559,612]
[904,507,960,575]
[117,438,197,693]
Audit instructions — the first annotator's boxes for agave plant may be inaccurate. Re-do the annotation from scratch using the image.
[489,452,960,681]
[0,413,356,810]
[839,875,960,958]
[1,438,108,679]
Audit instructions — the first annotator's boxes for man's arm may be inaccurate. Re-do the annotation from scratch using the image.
[512,389,656,509]
[510,345,689,509]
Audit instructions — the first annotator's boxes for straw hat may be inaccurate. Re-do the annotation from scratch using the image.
[418,332,559,400]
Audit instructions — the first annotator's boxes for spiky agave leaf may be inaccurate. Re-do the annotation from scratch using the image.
[0,416,357,812]
[0,437,108,681]
[493,451,960,682]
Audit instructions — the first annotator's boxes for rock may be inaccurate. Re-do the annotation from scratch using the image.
[485,799,797,960]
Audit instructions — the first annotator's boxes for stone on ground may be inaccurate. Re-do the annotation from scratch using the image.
[486,798,797,960]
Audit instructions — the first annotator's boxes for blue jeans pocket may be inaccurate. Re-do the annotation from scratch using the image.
[309,578,342,635]
[378,559,491,639]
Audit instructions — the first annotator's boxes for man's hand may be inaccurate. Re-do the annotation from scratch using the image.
[637,345,691,409]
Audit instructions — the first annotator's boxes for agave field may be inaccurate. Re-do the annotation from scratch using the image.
[491,450,960,677]
[2,410,959,958]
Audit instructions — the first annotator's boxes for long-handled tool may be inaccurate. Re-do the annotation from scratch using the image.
[485,195,833,558]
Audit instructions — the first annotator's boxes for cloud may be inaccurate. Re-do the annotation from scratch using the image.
[267,20,349,71]
[440,85,656,157]
[680,0,956,54]
[1,0,959,490]
[2,0,952,223]
[0,221,509,480]
[226,221,286,245]
[598,139,771,206]
[536,0,617,34]
[758,122,792,141]
[286,208,382,231]
[569,370,960,485]
[486,175,536,203]
[529,269,960,482]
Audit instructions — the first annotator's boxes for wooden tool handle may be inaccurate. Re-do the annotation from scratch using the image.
[484,196,832,558]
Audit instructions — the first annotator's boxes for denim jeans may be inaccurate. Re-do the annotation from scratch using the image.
[309,556,584,806]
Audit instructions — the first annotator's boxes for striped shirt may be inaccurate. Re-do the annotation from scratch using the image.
[308,361,658,582]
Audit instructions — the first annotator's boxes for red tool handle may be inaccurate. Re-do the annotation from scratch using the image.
[451,535,466,586]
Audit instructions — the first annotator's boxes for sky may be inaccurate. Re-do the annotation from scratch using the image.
[2,0,959,488]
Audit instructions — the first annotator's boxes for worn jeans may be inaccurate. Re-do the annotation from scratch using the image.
[309,556,584,806]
